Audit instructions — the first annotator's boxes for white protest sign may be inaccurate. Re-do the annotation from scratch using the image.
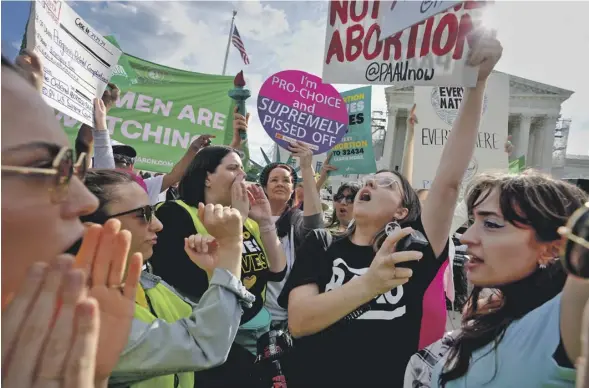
[411,71,509,192]
[379,0,463,40]
[25,0,122,126]
[322,0,487,87]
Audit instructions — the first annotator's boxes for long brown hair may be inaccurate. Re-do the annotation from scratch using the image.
[439,170,588,386]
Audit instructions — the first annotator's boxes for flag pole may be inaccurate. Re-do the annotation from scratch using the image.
[222,10,237,76]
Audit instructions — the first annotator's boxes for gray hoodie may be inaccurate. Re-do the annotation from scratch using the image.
[108,268,255,387]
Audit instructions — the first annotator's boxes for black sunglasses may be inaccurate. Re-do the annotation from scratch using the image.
[334,193,356,204]
[108,205,155,224]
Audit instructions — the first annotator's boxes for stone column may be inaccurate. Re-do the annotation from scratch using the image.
[515,114,532,166]
[382,107,398,170]
[539,115,559,173]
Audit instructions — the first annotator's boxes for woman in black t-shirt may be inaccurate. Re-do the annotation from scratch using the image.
[284,32,504,387]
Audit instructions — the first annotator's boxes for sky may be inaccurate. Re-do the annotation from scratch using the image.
[2,0,588,162]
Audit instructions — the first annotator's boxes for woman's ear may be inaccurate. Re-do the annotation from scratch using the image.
[205,172,211,188]
[538,239,564,266]
[395,207,409,222]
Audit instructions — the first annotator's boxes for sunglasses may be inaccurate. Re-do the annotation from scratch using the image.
[560,202,589,278]
[1,147,87,203]
[334,193,356,204]
[108,205,156,224]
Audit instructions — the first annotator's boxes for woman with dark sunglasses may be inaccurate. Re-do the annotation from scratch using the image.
[326,182,361,233]
[81,169,254,388]
[283,32,504,387]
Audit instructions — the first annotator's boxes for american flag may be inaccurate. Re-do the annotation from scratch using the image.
[231,26,250,65]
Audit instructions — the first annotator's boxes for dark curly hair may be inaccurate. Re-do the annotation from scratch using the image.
[439,170,588,387]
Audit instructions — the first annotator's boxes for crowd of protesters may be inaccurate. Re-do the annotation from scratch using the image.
[2,30,589,388]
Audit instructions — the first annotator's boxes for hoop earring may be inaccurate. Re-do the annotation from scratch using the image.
[385,220,400,237]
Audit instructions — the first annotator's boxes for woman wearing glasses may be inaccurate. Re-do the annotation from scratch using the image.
[284,32,503,387]
[1,56,144,387]
[80,169,254,388]
[326,182,361,233]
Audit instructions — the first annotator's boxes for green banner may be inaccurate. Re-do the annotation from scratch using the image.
[57,37,246,173]
[509,155,526,173]
[329,86,377,176]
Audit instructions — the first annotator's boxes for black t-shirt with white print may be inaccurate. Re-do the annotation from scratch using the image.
[286,217,448,387]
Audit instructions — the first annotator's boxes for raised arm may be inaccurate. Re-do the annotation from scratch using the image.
[161,135,213,192]
[561,275,589,367]
[422,31,503,257]
[290,141,323,217]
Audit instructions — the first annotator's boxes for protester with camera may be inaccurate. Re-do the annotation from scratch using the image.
[282,30,503,387]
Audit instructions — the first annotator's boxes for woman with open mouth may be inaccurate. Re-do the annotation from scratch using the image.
[283,30,506,387]
[428,174,588,388]
[326,182,361,233]
[149,145,287,387]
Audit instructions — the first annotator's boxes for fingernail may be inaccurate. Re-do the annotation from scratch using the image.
[29,262,47,279]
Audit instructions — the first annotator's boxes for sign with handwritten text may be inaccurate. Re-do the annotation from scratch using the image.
[411,71,509,193]
[257,70,348,155]
[329,86,377,175]
[379,0,463,40]
[322,1,487,87]
[25,0,122,126]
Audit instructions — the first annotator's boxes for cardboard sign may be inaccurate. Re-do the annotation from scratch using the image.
[257,70,348,155]
[379,0,463,40]
[329,86,377,176]
[322,1,486,87]
[411,72,509,193]
[25,0,122,126]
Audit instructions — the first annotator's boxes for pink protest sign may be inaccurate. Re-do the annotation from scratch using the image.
[257,70,348,154]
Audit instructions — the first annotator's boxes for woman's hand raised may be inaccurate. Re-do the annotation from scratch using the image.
[2,255,100,388]
[247,184,273,227]
[197,203,243,278]
[362,227,423,297]
[75,220,143,385]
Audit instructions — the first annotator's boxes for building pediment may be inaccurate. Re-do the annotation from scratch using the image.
[507,73,573,98]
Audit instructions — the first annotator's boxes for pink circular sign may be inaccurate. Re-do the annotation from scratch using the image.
[257,70,348,155]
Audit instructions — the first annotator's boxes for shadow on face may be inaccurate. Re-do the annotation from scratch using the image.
[1,66,98,308]
[105,182,163,261]
[205,152,244,206]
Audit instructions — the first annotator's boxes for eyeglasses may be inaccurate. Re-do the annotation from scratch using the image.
[560,202,589,278]
[334,193,356,204]
[1,147,87,203]
[108,205,155,224]
[359,175,401,191]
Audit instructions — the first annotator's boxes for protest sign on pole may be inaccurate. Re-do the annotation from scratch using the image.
[257,70,348,155]
[329,86,377,176]
[25,0,122,126]
[411,71,509,193]
[322,1,486,87]
[57,53,237,173]
[378,0,463,40]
